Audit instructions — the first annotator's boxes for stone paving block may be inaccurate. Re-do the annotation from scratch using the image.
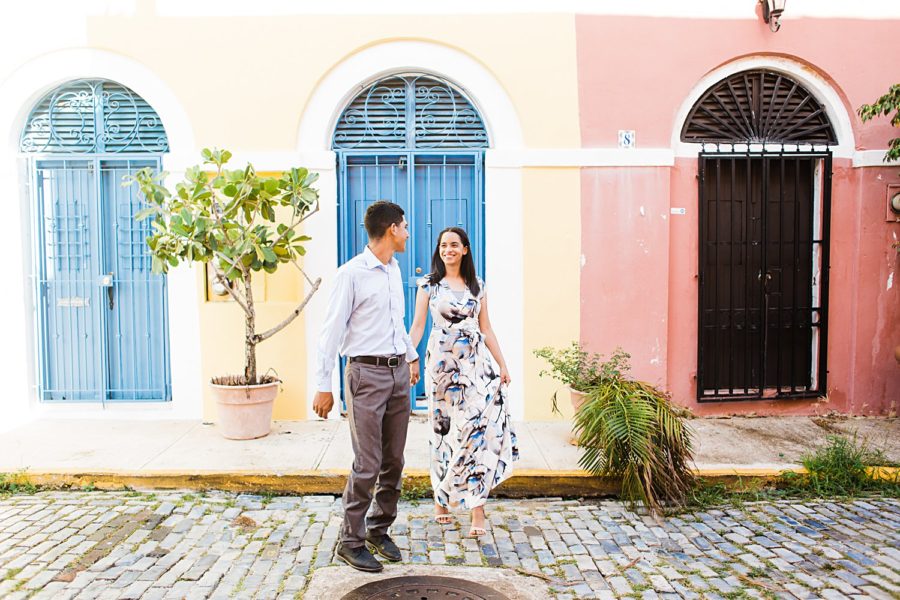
[859,585,896,600]
[871,565,900,584]
[2,493,900,600]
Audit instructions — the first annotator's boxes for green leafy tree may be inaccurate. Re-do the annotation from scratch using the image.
[126,148,321,386]
[858,83,900,163]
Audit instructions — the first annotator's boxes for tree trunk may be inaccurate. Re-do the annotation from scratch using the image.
[243,272,257,384]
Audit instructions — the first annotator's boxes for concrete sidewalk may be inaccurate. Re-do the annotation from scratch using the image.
[0,415,897,494]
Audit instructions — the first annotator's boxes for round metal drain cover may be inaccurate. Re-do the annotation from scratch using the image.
[341,575,511,600]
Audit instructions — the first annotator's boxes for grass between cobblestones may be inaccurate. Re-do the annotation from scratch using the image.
[0,472,37,496]
[687,435,900,513]
[0,491,898,599]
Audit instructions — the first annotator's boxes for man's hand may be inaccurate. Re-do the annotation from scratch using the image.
[408,359,421,386]
[313,391,334,419]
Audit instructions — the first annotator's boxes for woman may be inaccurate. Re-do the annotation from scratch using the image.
[409,227,519,538]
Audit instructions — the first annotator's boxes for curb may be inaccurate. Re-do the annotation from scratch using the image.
[8,466,896,496]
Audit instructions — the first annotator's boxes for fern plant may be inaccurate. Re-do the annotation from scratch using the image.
[571,349,696,512]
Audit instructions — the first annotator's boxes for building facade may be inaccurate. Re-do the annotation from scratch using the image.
[2,1,897,430]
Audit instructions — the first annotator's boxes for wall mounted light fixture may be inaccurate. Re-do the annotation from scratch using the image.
[760,0,787,32]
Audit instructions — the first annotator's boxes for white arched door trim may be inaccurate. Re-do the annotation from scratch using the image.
[0,48,202,423]
[298,40,526,420]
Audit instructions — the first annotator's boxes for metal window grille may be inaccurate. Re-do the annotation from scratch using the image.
[20,79,169,154]
[333,74,488,150]
[681,70,837,145]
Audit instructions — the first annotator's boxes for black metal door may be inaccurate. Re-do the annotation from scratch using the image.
[698,152,831,401]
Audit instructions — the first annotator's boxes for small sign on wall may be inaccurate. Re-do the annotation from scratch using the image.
[618,130,636,149]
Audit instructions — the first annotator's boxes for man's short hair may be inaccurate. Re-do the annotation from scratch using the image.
[364,200,405,239]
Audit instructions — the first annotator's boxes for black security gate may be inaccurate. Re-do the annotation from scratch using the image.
[697,151,831,401]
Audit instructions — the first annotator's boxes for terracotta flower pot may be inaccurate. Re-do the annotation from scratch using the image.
[568,387,588,446]
[570,388,588,412]
[210,380,280,440]
[895,344,900,365]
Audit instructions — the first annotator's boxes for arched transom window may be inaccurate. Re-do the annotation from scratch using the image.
[333,74,488,150]
[20,79,169,154]
[681,69,837,145]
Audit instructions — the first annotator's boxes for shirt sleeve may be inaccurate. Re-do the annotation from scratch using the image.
[404,329,419,363]
[315,269,353,392]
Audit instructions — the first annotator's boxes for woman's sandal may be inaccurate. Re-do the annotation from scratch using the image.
[434,505,454,525]
[467,526,487,537]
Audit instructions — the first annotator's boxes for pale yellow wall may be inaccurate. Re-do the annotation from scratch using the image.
[72,9,582,420]
[3,7,583,421]
[83,13,580,149]
[521,168,581,421]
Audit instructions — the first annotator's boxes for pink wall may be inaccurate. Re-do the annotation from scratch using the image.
[576,15,900,415]
[575,15,898,150]
[580,168,670,385]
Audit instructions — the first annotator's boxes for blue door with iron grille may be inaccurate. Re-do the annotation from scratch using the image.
[332,73,489,410]
[34,159,171,401]
[22,80,172,402]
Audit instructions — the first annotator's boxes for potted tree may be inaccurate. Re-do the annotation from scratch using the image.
[127,148,321,439]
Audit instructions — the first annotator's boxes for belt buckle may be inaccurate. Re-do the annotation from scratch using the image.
[387,356,400,368]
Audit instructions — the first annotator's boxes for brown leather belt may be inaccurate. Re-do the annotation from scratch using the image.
[349,354,404,368]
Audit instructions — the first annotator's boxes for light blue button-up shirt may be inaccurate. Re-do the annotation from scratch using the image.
[315,246,418,392]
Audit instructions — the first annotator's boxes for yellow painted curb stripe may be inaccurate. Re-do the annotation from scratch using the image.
[8,466,896,495]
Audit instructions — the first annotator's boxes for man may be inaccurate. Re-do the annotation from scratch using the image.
[313,200,420,572]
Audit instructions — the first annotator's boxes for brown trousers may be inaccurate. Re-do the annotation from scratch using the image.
[341,360,411,548]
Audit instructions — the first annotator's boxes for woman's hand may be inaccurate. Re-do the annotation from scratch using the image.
[500,367,511,385]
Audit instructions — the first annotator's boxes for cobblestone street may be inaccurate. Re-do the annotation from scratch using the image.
[0,491,897,599]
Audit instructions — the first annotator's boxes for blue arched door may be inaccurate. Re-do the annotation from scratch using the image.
[334,74,488,410]
[21,80,172,402]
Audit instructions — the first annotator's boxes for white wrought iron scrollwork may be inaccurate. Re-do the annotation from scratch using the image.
[20,79,169,154]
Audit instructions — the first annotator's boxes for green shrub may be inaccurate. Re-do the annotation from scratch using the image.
[785,434,899,496]
[571,350,696,512]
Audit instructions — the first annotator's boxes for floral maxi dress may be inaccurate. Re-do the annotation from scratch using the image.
[418,276,519,510]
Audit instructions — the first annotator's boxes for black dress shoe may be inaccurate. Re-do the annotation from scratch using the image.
[335,542,383,572]
[366,533,402,562]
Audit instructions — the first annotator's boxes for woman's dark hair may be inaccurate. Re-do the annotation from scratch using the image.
[364,200,405,239]
[429,227,480,296]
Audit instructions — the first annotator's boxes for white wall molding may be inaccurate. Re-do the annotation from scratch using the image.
[487,148,675,168]
[0,48,202,420]
[298,40,526,421]
[671,56,856,159]
[852,150,897,168]
[166,150,337,172]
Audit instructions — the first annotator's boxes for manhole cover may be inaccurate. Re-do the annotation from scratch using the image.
[341,575,511,600]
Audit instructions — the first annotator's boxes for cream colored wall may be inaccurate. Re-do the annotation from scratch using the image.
[65,11,579,420]
[78,12,581,420]
[84,14,580,150]
[521,168,581,420]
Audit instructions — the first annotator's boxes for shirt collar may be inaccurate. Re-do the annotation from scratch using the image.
[363,245,397,270]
